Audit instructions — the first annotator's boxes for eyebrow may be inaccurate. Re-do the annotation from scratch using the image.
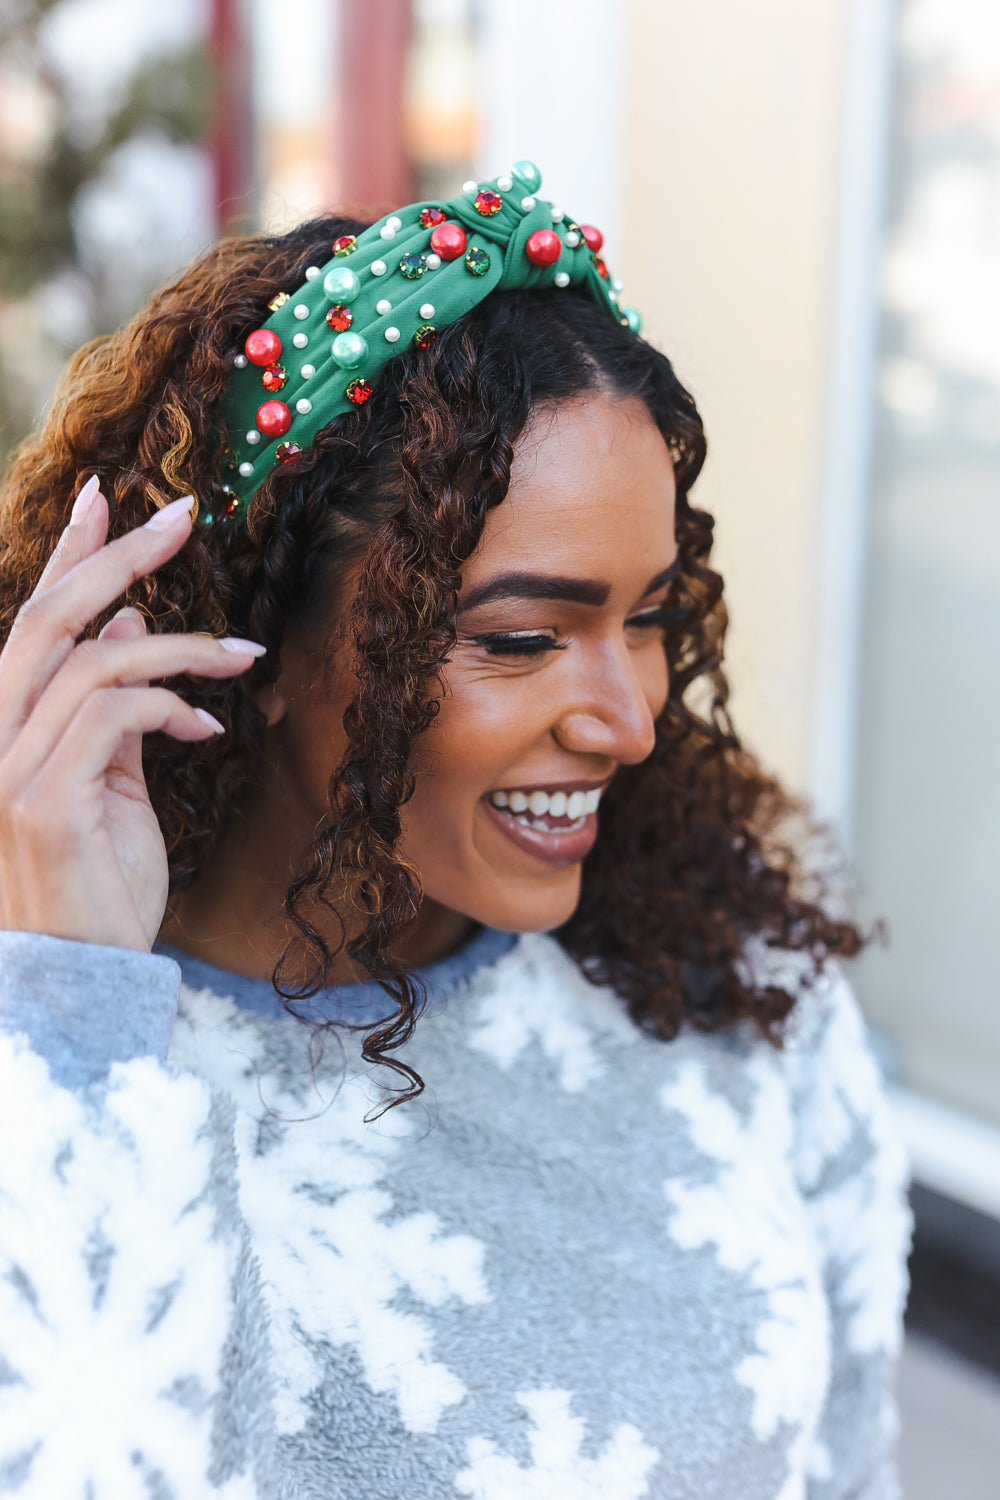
[457,557,681,614]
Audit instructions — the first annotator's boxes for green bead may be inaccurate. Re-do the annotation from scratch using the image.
[465,247,490,277]
[622,306,642,334]
[323,266,361,303]
[398,252,426,280]
[331,331,368,368]
[512,159,542,192]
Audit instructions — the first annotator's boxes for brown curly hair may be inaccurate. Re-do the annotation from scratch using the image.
[0,212,864,1106]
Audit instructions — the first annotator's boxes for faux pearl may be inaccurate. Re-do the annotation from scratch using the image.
[520,196,536,211]
[462,179,477,193]
[384,327,400,343]
[246,429,261,444]
[551,207,564,222]
[425,253,441,269]
[376,299,392,315]
[301,363,316,378]
[324,266,361,301]
[386,215,402,231]
[609,290,618,303]
[612,277,624,292]
[239,462,253,477]
[554,271,570,287]
[497,174,513,191]
[305,266,321,280]
[293,304,309,319]
[512,159,542,191]
[234,353,248,368]
[419,303,435,319]
[332,331,368,368]
[371,260,387,276]
[379,225,396,240]
[565,231,580,248]
[293,332,308,348]
[296,398,312,414]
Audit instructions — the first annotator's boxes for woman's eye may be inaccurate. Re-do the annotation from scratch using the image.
[626,604,688,631]
[468,631,567,658]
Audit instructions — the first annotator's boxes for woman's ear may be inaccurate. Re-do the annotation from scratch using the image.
[254,681,288,727]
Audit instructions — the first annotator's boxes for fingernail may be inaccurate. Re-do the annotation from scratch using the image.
[219,637,267,657]
[70,474,100,524]
[194,707,226,735]
[146,495,196,531]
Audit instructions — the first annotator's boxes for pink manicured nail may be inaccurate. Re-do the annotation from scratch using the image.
[194,707,226,735]
[145,495,196,531]
[70,474,100,524]
[219,637,267,657]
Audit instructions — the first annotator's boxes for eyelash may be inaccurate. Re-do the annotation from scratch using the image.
[470,606,687,658]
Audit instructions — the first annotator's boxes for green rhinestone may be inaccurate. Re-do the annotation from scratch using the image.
[622,306,643,334]
[398,252,426,280]
[512,159,542,192]
[465,247,490,277]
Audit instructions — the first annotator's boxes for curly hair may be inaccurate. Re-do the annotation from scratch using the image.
[0,212,864,1106]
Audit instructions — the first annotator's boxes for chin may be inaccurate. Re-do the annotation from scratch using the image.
[450,871,584,935]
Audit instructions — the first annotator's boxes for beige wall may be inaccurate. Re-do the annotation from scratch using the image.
[622,0,852,797]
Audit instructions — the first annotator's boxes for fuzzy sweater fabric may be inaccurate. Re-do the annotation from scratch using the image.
[0,925,911,1500]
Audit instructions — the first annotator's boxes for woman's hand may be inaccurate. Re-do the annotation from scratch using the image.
[0,476,265,953]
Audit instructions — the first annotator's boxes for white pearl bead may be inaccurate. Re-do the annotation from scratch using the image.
[234,354,247,368]
[386,215,403,231]
[246,429,261,444]
[371,260,387,276]
[301,363,316,378]
[565,231,580,248]
[419,303,435,319]
[379,225,396,240]
[425,253,441,270]
[305,266,321,280]
[554,271,570,288]
[385,327,400,343]
[497,174,513,191]
[239,462,253,477]
[551,207,564,222]
[293,304,309,319]
[521,196,536,211]
[296,398,312,414]
[293,331,308,348]
[609,290,618,303]
[612,277,624,292]
[376,299,392,315]
[462,179,477,193]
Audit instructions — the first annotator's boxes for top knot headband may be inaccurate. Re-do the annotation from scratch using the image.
[212,160,642,524]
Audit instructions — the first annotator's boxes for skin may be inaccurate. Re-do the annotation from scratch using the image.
[0,392,677,980]
[165,392,678,977]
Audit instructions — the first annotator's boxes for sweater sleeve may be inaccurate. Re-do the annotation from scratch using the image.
[788,965,912,1500]
[0,933,279,1498]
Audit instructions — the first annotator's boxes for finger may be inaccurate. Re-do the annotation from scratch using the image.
[98,610,151,782]
[1,632,263,789]
[0,495,196,744]
[34,476,110,596]
[97,606,149,645]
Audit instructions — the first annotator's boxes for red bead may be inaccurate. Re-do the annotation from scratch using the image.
[261,364,286,392]
[256,400,292,438]
[581,224,604,252]
[222,495,241,520]
[525,229,562,268]
[245,328,282,367]
[275,441,302,463]
[332,234,357,257]
[593,256,609,280]
[346,378,373,405]
[419,206,447,228]
[325,304,353,332]
[474,189,502,216]
[429,222,467,261]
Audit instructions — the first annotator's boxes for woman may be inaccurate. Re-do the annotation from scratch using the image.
[0,165,909,1499]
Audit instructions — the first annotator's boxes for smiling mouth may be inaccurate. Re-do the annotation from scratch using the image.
[487,785,603,834]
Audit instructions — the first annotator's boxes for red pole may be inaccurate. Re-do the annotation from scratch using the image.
[338,0,415,214]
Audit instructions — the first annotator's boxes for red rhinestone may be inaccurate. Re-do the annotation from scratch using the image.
[594,256,609,280]
[325,304,353,332]
[581,224,604,252]
[429,222,467,261]
[419,206,447,228]
[256,400,292,438]
[474,190,502,217]
[413,324,437,349]
[346,378,373,405]
[222,494,241,519]
[332,234,357,256]
[525,229,562,268]
[261,364,286,392]
[275,441,302,463]
[245,328,282,367]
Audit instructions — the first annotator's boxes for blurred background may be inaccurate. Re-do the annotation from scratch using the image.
[1,0,997,1490]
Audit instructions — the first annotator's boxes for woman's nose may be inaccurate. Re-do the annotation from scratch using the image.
[552,647,661,766]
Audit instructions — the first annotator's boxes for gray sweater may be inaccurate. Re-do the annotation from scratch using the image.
[0,926,910,1499]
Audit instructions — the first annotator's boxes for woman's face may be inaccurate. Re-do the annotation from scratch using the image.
[275,390,678,935]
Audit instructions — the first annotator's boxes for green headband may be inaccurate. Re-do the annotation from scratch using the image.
[212,161,642,523]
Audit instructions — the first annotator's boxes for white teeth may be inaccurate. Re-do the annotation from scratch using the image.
[567,790,586,820]
[528,790,549,816]
[489,785,604,818]
[548,790,568,818]
[508,791,528,813]
[490,790,509,808]
[584,788,601,813]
